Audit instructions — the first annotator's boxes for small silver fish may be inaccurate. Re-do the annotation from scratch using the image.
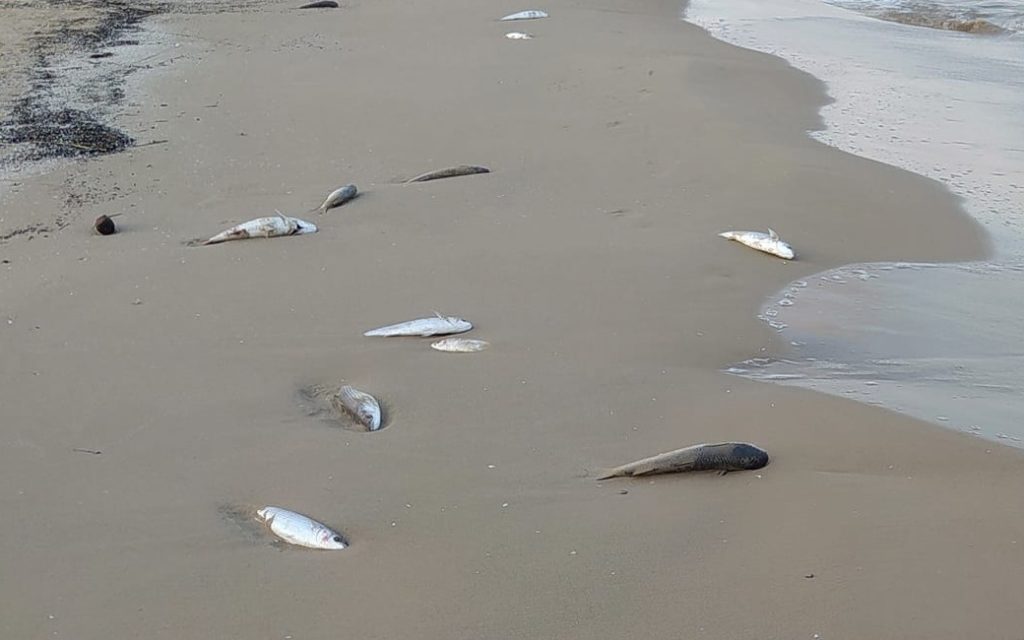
[315,184,358,214]
[331,384,382,431]
[431,338,490,353]
[256,506,347,550]
[505,32,534,39]
[202,211,317,245]
[500,10,548,21]
[364,313,473,337]
[718,228,795,260]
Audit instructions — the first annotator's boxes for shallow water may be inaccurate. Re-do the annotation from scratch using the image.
[685,0,1024,446]
[728,262,1024,447]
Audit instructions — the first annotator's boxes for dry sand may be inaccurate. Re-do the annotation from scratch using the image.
[1,0,1022,638]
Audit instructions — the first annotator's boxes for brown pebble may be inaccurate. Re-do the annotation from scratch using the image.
[804,574,815,579]
[618,490,629,495]
[94,215,116,235]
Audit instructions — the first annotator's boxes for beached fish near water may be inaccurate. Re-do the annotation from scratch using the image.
[314,184,358,214]
[331,385,382,431]
[505,32,534,39]
[405,165,490,183]
[718,228,795,260]
[500,10,548,21]
[431,337,490,353]
[597,442,769,480]
[201,211,317,245]
[298,1,339,8]
[364,313,473,337]
[256,506,347,550]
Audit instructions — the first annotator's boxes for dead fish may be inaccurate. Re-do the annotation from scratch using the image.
[505,32,534,39]
[718,228,795,260]
[256,506,347,549]
[500,10,548,21]
[364,313,473,337]
[298,1,339,8]
[597,442,769,480]
[405,165,490,183]
[331,385,382,431]
[431,338,490,353]
[314,184,358,214]
[202,211,317,245]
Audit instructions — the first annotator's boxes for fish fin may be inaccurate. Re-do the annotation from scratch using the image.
[768,228,779,241]
[595,468,619,481]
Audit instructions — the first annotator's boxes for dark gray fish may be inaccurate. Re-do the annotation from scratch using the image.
[597,442,769,479]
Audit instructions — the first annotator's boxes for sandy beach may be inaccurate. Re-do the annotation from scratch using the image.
[1,1,1022,638]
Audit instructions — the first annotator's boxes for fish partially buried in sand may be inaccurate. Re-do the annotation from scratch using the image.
[256,506,347,550]
[718,228,795,260]
[201,211,317,245]
[597,442,769,480]
[364,313,473,337]
[431,337,490,353]
[331,384,383,431]
[314,184,358,214]
[405,165,490,183]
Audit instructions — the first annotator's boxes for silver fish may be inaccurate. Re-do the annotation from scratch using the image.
[431,338,490,353]
[202,211,317,245]
[315,184,358,214]
[331,384,382,431]
[364,313,473,337]
[405,165,490,183]
[500,10,548,21]
[718,228,795,260]
[255,506,347,550]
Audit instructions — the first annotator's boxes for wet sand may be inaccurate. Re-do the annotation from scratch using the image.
[1,0,1023,638]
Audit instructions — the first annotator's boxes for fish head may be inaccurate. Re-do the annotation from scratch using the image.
[360,406,382,431]
[730,444,769,470]
[319,530,348,549]
[293,218,318,235]
[772,241,795,260]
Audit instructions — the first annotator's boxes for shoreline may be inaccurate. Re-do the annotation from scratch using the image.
[686,0,1024,451]
[2,1,1023,638]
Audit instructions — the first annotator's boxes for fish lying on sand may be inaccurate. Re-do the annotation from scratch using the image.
[431,337,490,353]
[505,32,534,39]
[256,506,347,549]
[314,184,358,214]
[597,442,769,480]
[718,228,795,260]
[364,313,473,337]
[201,211,317,245]
[405,165,490,183]
[331,385,383,431]
[298,1,339,8]
[500,10,548,21]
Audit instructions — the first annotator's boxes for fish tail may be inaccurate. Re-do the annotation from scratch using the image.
[595,468,621,481]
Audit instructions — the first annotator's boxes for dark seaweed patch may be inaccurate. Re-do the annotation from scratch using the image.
[2,100,134,160]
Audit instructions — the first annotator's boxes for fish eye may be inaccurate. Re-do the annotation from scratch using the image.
[333,536,344,543]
